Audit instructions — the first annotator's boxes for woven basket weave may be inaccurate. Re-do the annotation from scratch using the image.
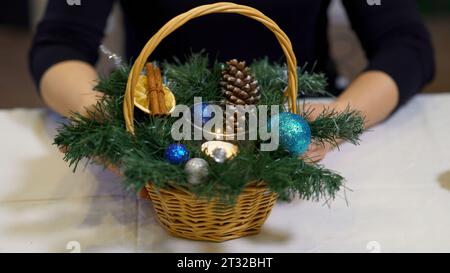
[123,2,299,242]
[145,182,277,242]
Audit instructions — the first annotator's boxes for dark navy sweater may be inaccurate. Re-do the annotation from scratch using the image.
[29,0,435,106]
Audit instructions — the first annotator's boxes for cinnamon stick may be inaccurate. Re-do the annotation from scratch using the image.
[155,67,168,114]
[146,63,160,115]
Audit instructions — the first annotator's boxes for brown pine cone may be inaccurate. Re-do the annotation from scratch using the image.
[220,59,260,105]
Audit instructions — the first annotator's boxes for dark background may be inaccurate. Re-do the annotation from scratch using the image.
[0,0,449,109]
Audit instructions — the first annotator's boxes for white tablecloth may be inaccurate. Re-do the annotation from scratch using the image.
[1,94,449,253]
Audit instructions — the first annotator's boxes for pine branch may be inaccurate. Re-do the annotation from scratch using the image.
[250,58,286,107]
[163,52,222,104]
[297,65,331,97]
[308,106,366,146]
[122,156,188,192]
[258,156,344,201]
[251,59,333,109]
[95,65,130,97]
[53,52,365,205]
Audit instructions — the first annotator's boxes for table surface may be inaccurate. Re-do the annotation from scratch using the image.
[1,94,450,253]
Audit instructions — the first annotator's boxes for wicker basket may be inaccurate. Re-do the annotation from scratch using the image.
[123,2,299,242]
[145,182,277,242]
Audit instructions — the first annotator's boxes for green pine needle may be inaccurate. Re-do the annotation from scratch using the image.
[54,52,365,205]
[308,106,366,147]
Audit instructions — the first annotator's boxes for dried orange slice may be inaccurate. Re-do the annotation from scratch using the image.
[134,75,176,114]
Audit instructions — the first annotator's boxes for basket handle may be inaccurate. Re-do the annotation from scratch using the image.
[124,2,298,134]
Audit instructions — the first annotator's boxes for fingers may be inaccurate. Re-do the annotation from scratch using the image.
[106,164,121,176]
[59,146,68,153]
[302,144,325,163]
[302,143,332,163]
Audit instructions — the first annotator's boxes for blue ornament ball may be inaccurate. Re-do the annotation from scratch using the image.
[191,102,215,125]
[164,144,190,165]
[270,112,311,156]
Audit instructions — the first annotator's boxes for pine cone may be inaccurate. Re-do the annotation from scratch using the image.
[224,107,248,135]
[220,59,260,105]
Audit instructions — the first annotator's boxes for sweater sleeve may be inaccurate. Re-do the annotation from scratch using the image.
[28,0,114,91]
[341,0,435,107]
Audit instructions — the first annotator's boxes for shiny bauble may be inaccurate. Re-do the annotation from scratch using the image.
[270,112,311,156]
[184,158,209,185]
[164,143,190,165]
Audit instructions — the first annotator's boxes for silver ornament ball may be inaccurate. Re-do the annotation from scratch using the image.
[184,158,209,185]
[212,147,227,163]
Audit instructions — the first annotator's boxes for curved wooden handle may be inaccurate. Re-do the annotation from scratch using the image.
[124,2,298,134]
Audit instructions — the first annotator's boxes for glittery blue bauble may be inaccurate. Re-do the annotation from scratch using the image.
[270,112,311,156]
[164,144,190,165]
[191,102,214,125]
